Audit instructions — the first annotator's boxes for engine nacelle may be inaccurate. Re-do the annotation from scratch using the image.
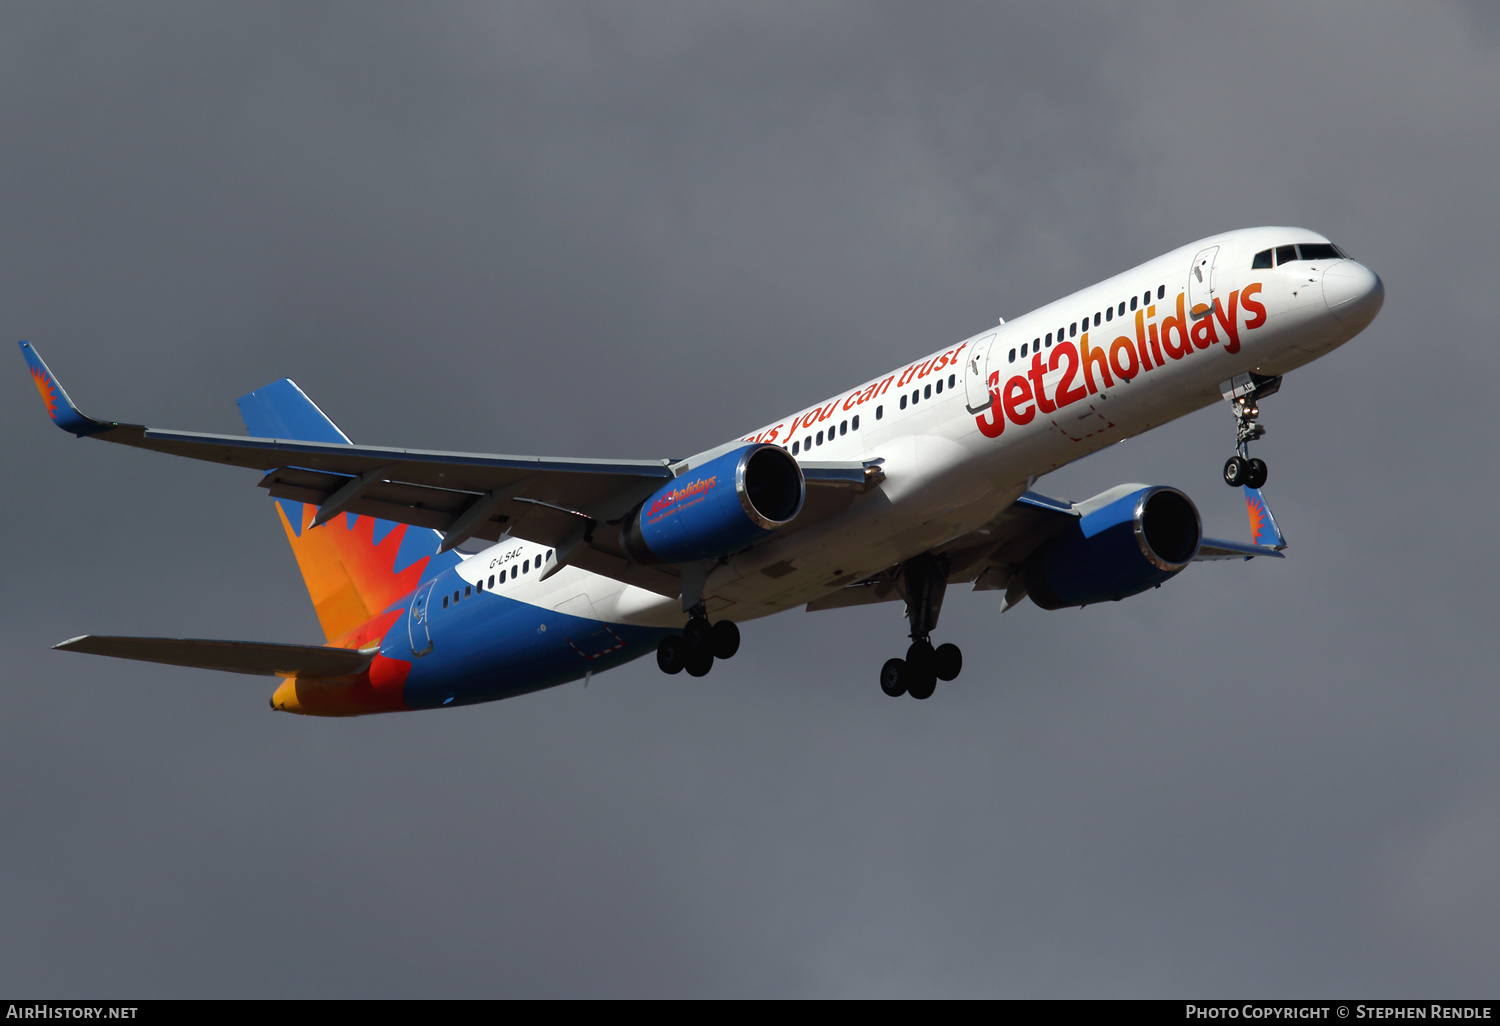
[622,443,804,565]
[1023,486,1201,610]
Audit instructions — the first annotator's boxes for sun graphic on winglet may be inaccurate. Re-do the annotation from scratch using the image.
[1245,493,1267,544]
[30,366,58,421]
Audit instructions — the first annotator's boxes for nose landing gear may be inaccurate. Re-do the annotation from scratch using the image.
[1220,373,1281,489]
[878,554,962,700]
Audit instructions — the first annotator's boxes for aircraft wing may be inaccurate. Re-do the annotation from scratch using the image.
[55,636,375,678]
[22,343,878,593]
[807,487,1285,613]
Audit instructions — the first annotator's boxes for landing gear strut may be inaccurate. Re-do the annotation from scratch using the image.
[656,609,739,678]
[1220,373,1281,489]
[878,553,962,700]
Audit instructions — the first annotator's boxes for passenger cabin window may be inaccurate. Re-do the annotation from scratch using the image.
[839,420,847,435]
[1105,307,1113,322]
[1021,342,1028,357]
[1157,285,1165,299]
[1252,248,1273,269]
[1130,296,1138,311]
[1117,302,1125,316]
[792,440,799,454]
[948,373,955,388]
[1009,348,1017,363]
[1069,322,1077,338]
[1093,312,1101,327]
[923,384,931,399]
[488,575,495,587]
[816,430,824,445]
[523,559,529,573]
[1046,331,1053,345]
[852,414,860,430]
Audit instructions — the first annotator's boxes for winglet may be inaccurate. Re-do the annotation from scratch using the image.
[1243,486,1287,550]
[18,342,112,436]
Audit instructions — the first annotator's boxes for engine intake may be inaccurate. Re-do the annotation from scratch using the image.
[622,444,804,565]
[1023,486,1201,610]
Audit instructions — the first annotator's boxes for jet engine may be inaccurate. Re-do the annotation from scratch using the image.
[1023,486,1201,609]
[622,443,804,565]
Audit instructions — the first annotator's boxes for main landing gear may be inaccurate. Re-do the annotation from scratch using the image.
[879,553,962,701]
[656,611,740,678]
[1220,373,1282,490]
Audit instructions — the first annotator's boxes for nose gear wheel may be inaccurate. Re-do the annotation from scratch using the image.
[1220,373,1281,488]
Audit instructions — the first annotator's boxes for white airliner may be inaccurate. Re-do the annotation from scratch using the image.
[23,226,1383,714]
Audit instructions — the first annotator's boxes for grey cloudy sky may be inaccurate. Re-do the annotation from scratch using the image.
[2,1,1496,997]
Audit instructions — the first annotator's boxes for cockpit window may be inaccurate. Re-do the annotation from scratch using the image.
[1298,243,1341,261]
[1274,242,1346,266]
[1252,249,1273,269]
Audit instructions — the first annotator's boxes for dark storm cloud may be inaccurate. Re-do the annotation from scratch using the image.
[1,1,1496,996]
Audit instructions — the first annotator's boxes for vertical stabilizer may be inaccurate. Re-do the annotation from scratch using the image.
[237,380,460,643]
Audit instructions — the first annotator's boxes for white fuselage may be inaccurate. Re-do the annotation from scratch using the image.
[454,227,1382,629]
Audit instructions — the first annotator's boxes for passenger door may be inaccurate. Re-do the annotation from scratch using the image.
[963,331,999,413]
[407,580,436,657]
[1189,245,1219,319]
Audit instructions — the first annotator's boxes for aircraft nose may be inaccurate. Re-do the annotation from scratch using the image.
[1322,260,1384,328]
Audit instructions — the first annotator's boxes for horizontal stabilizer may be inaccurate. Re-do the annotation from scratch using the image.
[1194,538,1286,561]
[54,636,375,678]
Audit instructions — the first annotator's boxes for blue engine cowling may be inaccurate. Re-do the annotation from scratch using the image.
[1023,486,1201,610]
[621,443,804,565]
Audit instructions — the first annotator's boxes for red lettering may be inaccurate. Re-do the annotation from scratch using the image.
[1213,290,1241,354]
[1027,352,1056,414]
[975,370,1004,436]
[1241,283,1267,329]
[842,390,861,411]
[897,363,920,388]
[1134,310,1154,371]
[1160,293,1191,359]
[1109,336,1139,381]
[1002,375,1035,425]
[1081,332,1114,393]
[1189,310,1219,350]
[1049,342,1086,407]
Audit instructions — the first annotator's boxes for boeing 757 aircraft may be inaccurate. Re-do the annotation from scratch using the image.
[22,227,1383,714]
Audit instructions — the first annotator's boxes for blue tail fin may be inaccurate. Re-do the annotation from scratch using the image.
[236,379,460,644]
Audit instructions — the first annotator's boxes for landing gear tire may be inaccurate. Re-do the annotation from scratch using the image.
[685,647,714,677]
[880,658,908,697]
[907,668,937,701]
[904,641,937,699]
[657,635,685,675]
[934,643,962,682]
[1223,456,1248,487]
[1245,458,1268,489]
[711,620,740,660]
[682,616,712,652]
